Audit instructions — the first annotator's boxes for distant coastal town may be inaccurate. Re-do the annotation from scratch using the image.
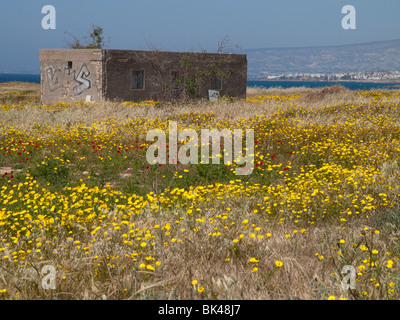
[256,71,400,82]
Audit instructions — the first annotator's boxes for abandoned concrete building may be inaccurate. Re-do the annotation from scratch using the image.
[39,49,247,104]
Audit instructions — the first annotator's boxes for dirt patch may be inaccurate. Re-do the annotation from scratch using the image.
[119,168,133,179]
[0,167,23,175]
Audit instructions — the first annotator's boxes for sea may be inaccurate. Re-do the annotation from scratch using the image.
[0,73,41,84]
[247,80,400,90]
[1,73,400,91]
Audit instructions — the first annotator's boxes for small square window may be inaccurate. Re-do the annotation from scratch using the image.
[132,71,144,89]
[67,61,73,69]
[211,76,221,90]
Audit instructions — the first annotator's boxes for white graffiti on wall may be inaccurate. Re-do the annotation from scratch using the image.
[45,65,65,91]
[73,64,91,95]
[45,63,92,96]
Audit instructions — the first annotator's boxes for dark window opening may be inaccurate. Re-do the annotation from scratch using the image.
[211,76,221,90]
[67,61,73,69]
[132,71,144,90]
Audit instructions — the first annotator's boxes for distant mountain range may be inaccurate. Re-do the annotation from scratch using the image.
[239,39,400,79]
[3,39,400,80]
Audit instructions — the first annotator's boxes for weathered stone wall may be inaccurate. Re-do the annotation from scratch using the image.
[40,49,103,104]
[40,49,247,103]
[103,50,247,101]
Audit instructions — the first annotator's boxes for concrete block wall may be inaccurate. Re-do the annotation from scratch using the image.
[40,49,103,104]
[103,50,247,101]
[40,49,247,103]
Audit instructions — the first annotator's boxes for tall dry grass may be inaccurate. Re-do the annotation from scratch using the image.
[1,83,400,300]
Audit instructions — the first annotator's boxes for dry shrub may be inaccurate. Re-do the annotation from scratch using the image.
[299,85,355,103]
[247,85,313,98]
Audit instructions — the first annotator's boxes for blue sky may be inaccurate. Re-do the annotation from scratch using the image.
[1,0,399,73]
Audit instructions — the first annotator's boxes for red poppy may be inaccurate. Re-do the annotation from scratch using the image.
[271,155,276,159]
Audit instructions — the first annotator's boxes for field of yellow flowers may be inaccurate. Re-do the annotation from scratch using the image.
[1,83,400,300]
